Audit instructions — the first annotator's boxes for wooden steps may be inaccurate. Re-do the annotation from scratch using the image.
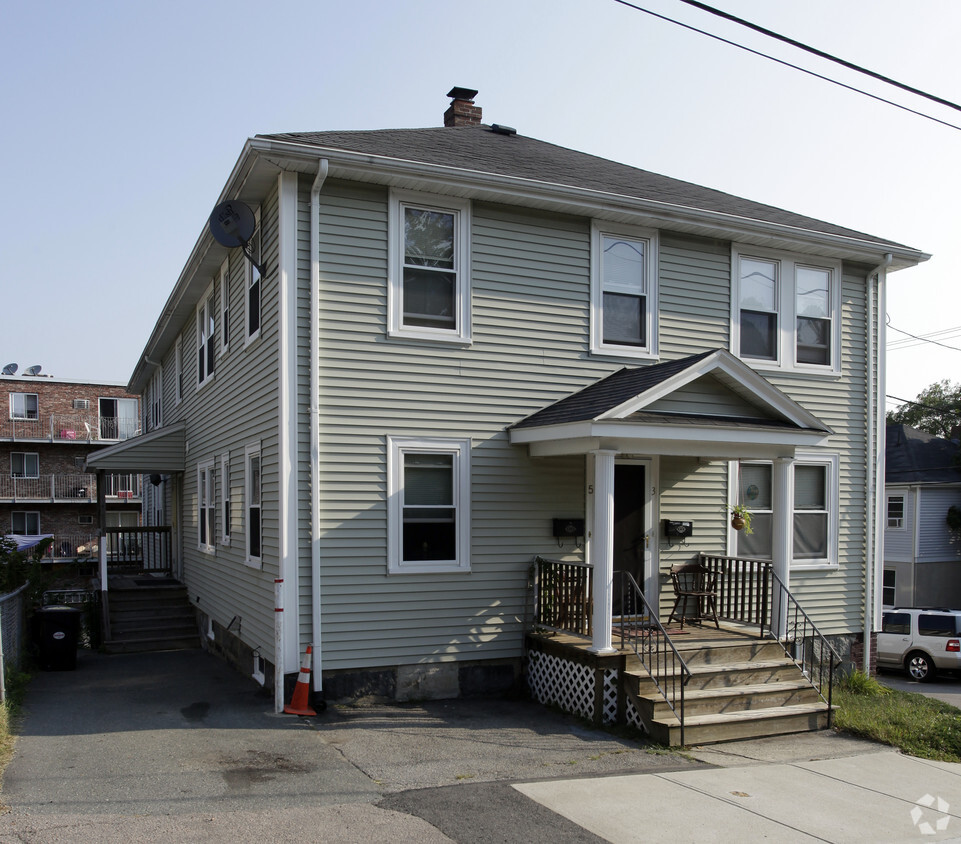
[104,583,200,654]
[623,628,833,745]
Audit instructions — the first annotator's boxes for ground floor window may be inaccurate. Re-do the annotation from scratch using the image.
[388,436,471,573]
[198,460,214,553]
[245,443,261,566]
[882,569,896,606]
[732,453,838,567]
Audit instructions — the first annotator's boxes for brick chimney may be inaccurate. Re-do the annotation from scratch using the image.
[444,87,481,127]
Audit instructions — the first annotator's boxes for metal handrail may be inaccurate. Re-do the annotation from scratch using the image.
[618,571,692,746]
[764,569,842,726]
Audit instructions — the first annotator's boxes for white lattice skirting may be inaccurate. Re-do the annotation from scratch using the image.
[527,647,647,732]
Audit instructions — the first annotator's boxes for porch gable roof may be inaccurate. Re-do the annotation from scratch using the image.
[509,350,832,458]
[84,423,186,473]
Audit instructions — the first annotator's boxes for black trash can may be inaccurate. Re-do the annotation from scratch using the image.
[36,605,83,670]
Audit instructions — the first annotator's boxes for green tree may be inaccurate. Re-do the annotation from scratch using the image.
[887,379,961,439]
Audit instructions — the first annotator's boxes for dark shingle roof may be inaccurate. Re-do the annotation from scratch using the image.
[260,124,908,249]
[511,351,717,429]
[886,424,961,484]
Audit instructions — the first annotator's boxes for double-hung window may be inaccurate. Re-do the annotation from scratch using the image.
[731,454,838,568]
[220,258,230,356]
[197,285,216,387]
[11,452,39,478]
[389,191,471,343]
[221,453,231,546]
[245,443,261,566]
[10,393,38,420]
[198,460,214,553]
[246,207,262,342]
[148,368,162,431]
[175,337,183,405]
[388,437,471,573]
[887,494,905,529]
[591,222,658,358]
[733,247,840,373]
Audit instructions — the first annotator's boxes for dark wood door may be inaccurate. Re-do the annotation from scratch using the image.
[613,464,646,616]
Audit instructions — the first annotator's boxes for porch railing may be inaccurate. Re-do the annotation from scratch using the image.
[0,473,142,502]
[699,552,839,725]
[765,569,841,726]
[618,570,691,746]
[531,556,592,636]
[698,553,772,633]
[0,414,140,442]
[104,526,172,573]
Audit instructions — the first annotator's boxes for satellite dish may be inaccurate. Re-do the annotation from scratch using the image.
[23,365,41,376]
[209,201,256,248]
[208,200,265,277]
[2,363,17,375]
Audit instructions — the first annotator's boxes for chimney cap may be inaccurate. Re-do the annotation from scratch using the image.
[447,86,479,101]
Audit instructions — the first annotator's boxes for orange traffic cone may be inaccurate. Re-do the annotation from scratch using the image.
[284,644,317,716]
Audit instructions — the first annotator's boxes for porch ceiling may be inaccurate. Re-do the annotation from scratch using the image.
[84,423,185,473]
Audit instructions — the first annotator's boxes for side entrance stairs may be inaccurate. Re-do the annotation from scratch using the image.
[623,633,833,745]
[104,581,200,654]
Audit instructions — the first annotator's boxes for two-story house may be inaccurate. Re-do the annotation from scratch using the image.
[883,423,961,608]
[87,89,927,741]
[1,370,141,559]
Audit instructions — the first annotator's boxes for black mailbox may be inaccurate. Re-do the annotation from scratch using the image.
[664,520,694,538]
[552,518,585,538]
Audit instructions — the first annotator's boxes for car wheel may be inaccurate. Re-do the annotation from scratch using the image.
[907,651,936,682]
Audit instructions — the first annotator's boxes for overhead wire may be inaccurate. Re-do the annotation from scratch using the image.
[610,0,961,132]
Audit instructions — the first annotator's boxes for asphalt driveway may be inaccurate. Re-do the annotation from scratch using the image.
[0,648,696,842]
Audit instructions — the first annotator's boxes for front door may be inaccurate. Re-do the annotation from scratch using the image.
[613,463,647,616]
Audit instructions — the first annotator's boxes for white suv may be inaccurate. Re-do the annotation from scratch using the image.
[878,608,961,681]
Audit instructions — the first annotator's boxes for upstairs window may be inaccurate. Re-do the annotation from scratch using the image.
[733,247,840,373]
[246,207,262,342]
[175,336,183,405]
[11,452,39,478]
[389,191,470,343]
[220,258,230,355]
[10,393,38,419]
[149,368,162,431]
[12,511,40,535]
[591,223,658,358]
[887,494,905,530]
[221,453,231,546]
[197,286,216,387]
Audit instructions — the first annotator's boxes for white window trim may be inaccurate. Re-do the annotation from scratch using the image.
[244,441,262,568]
[590,220,659,359]
[174,336,183,405]
[219,257,230,357]
[731,244,841,375]
[9,393,38,420]
[886,493,906,531]
[221,453,231,546]
[388,189,471,344]
[196,282,216,390]
[728,453,839,569]
[198,459,215,554]
[387,436,471,574]
[245,206,262,346]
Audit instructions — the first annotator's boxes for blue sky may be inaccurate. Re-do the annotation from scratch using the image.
[2,0,958,410]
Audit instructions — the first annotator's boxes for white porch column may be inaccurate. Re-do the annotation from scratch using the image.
[771,456,794,638]
[590,449,618,654]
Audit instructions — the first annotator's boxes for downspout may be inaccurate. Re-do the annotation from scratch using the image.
[310,159,329,693]
[865,253,892,673]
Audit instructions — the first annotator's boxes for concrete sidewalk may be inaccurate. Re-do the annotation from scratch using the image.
[516,747,961,843]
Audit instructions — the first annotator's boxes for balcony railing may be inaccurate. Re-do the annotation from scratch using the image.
[0,414,140,442]
[0,473,142,502]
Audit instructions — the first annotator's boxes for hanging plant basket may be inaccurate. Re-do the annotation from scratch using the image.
[727,505,753,535]
[731,515,745,531]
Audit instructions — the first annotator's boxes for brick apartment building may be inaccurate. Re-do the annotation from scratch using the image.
[1,368,142,558]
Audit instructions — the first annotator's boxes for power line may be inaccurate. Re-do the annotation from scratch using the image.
[675,0,961,114]
[610,0,961,132]
[886,394,961,420]
[886,323,961,353]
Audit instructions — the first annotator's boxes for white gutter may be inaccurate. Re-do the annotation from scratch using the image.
[310,159,329,693]
[865,253,892,673]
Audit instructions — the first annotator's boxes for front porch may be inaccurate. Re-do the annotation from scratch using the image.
[527,555,839,746]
